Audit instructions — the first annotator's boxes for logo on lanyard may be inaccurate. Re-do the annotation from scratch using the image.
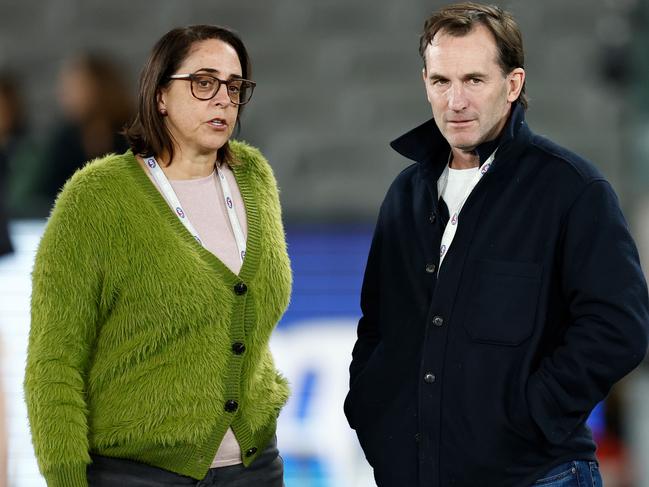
[438,149,497,273]
[226,196,233,209]
[146,158,157,168]
[176,207,185,218]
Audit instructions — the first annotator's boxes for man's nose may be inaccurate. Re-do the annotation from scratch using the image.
[447,83,468,111]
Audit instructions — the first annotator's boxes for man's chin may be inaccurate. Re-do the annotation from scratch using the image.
[445,134,478,151]
[450,142,479,153]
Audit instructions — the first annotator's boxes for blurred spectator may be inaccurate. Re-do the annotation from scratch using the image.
[0,73,20,252]
[0,156,12,256]
[39,52,133,205]
[0,71,47,219]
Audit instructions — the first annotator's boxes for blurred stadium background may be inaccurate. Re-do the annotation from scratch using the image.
[2,0,649,485]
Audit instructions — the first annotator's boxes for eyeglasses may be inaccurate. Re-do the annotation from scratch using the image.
[168,72,256,105]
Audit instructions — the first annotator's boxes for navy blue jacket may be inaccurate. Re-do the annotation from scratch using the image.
[344,103,649,487]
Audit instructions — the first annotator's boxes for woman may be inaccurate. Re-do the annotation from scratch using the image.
[25,25,292,487]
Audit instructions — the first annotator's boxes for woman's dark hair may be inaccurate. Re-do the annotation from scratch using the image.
[124,25,252,165]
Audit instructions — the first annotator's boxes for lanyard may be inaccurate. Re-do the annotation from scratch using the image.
[144,156,247,264]
[437,150,496,271]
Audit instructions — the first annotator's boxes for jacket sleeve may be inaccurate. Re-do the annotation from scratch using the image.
[344,208,384,428]
[24,175,104,487]
[527,179,649,445]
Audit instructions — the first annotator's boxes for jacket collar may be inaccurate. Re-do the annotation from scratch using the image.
[390,101,530,178]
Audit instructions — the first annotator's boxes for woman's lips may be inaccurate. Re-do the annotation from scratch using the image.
[207,118,228,131]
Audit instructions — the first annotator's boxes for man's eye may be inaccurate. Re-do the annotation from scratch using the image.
[432,79,448,86]
[228,84,241,94]
[469,78,483,84]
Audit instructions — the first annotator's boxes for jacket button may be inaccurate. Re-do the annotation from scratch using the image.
[424,373,436,384]
[234,282,247,295]
[232,342,246,355]
[425,263,436,273]
[224,400,239,412]
[432,315,444,327]
[429,212,436,223]
[414,433,421,442]
[245,447,258,457]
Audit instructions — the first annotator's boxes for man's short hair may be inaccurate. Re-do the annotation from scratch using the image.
[419,2,527,109]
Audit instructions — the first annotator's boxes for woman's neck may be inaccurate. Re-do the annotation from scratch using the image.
[157,149,217,180]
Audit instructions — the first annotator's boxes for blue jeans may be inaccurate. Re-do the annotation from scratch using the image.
[533,460,603,486]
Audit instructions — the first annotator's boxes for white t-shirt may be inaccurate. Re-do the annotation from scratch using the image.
[440,166,480,216]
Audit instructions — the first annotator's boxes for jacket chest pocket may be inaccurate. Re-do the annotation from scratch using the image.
[462,259,541,346]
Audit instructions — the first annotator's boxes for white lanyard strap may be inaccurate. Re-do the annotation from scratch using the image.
[216,164,247,263]
[437,150,496,271]
[144,156,246,264]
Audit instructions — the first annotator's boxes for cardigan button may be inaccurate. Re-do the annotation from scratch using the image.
[432,315,444,327]
[232,342,246,355]
[424,372,436,384]
[429,212,436,223]
[425,263,436,274]
[234,282,247,295]
[246,447,258,457]
[224,400,239,412]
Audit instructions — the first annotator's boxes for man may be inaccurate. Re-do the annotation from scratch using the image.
[344,3,649,486]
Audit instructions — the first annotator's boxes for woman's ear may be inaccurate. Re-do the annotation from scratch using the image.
[157,90,167,116]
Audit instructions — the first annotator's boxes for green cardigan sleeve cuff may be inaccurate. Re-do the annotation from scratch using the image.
[44,464,88,487]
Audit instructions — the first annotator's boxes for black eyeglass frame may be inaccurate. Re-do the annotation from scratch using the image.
[168,72,256,105]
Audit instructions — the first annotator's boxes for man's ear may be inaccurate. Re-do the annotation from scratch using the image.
[422,67,432,104]
[507,68,525,103]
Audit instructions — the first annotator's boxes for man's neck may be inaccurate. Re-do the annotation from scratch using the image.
[449,148,480,170]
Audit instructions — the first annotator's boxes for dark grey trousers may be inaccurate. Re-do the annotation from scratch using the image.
[87,437,284,487]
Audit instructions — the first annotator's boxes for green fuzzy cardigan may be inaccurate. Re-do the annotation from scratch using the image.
[24,141,292,487]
